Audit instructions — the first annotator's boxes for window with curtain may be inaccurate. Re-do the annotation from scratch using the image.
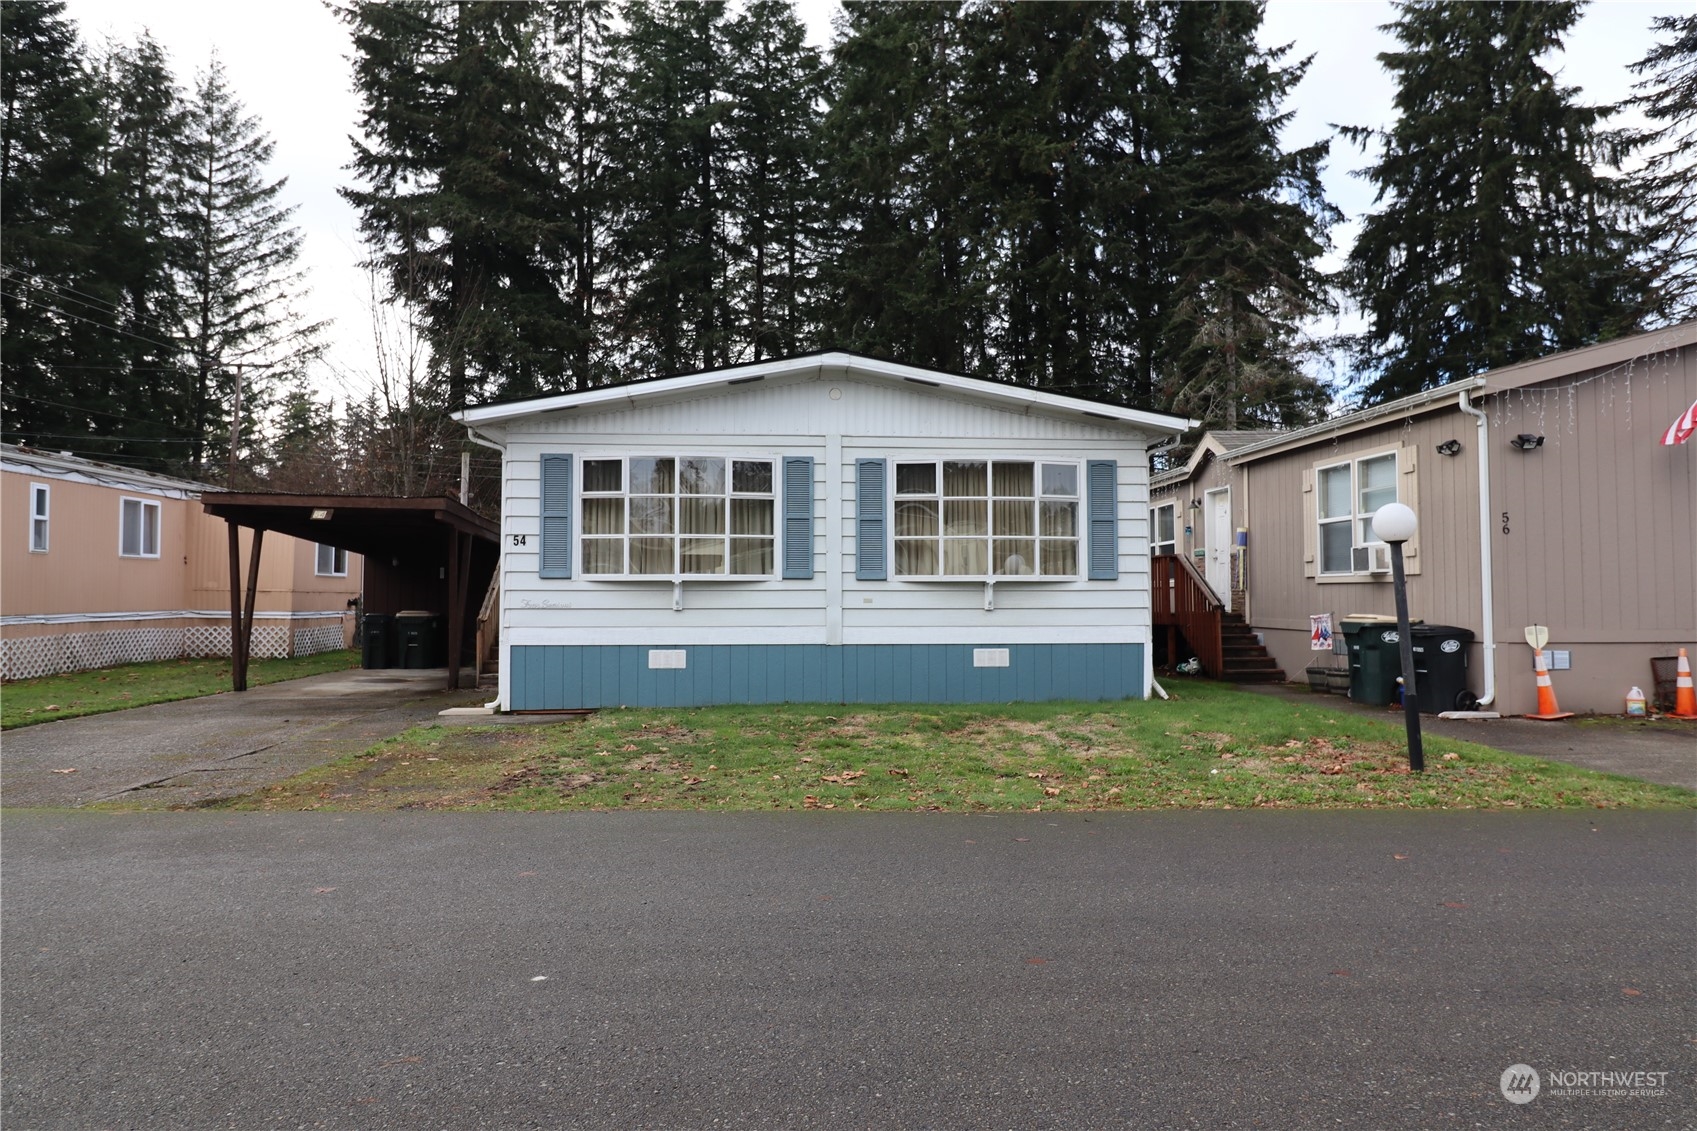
[893,459,1078,578]
[1317,452,1398,574]
[580,456,775,577]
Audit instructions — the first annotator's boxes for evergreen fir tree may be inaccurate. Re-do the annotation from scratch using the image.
[177,56,325,480]
[1160,0,1334,431]
[341,0,572,407]
[1344,0,1649,402]
[98,32,195,468]
[723,0,826,361]
[549,0,616,387]
[604,0,734,374]
[1,0,129,458]
[1628,13,1697,324]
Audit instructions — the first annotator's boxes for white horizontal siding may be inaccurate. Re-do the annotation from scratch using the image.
[492,372,1159,712]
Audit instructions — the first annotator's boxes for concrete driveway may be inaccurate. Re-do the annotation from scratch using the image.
[0,668,487,809]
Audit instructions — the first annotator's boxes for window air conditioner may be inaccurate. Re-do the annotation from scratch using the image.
[1351,544,1392,574]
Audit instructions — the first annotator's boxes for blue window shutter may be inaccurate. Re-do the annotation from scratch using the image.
[1087,460,1118,580]
[539,453,573,579]
[855,458,888,581]
[782,456,815,579]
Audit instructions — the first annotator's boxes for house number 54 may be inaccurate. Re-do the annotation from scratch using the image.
[511,534,527,546]
[1500,512,1510,535]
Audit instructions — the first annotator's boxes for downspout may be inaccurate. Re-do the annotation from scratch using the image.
[1456,388,1497,708]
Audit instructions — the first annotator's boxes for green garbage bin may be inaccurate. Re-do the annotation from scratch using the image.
[1341,615,1413,706]
[395,611,443,669]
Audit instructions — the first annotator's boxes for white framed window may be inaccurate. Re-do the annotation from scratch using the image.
[1149,501,1176,556]
[579,455,776,578]
[1317,451,1398,575]
[891,458,1079,578]
[119,496,160,558]
[29,483,49,553]
[316,542,349,576]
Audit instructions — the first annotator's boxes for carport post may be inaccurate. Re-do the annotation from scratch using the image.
[224,520,263,693]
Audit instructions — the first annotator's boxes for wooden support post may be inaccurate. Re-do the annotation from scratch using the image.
[227,520,246,691]
[241,528,264,687]
[446,528,461,692]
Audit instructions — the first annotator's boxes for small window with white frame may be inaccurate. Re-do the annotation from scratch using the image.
[29,483,49,552]
[1149,501,1176,556]
[1317,451,1398,574]
[579,455,776,577]
[119,496,160,558]
[892,458,1079,578]
[316,542,349,576]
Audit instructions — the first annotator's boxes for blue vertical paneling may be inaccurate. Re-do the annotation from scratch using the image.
[510,644,1143,708]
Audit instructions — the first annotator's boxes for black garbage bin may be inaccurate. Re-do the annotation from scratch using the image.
[1410,625,1477,712]
[1341,616,1410,706]
[361,613,394,670]
[395,611,444,669]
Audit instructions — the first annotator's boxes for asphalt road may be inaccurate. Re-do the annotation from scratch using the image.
[3,811,1692,1130]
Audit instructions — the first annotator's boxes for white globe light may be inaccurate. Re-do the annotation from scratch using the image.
[1373,502,1418,543]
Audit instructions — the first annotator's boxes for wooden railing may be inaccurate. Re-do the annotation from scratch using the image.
[1151,554,1224,678]
[474,572,500,680]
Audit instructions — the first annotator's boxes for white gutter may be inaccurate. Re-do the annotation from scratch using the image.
[1456,388,1497,708]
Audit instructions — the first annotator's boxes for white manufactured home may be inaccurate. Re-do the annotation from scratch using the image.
[458,353,1191,710]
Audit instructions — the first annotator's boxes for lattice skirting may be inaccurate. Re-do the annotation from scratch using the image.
[3,619,348,681]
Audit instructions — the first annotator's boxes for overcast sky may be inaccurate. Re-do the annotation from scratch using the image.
[61,0,1693,406]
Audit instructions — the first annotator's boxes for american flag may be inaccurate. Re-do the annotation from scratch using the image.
[1664,398,1697,446]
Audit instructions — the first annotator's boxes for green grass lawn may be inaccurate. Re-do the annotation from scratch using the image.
[208,680,1695,813]
[1,650,360,730]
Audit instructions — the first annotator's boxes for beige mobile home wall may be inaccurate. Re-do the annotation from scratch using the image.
[1478,342,1695,715]
[1239,410,1484,701]
[3,471,359,678]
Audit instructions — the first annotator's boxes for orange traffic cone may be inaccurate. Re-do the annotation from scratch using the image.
[1524,648,1574,721]
[1671,648,1697,719]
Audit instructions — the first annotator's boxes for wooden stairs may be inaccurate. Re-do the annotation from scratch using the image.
[1218,611,1285,683]
[1152,554,1285,683]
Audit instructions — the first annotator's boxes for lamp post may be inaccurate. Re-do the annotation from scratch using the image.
[1372,502,1423,773]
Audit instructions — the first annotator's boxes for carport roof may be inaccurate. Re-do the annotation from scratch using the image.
[199,494,498,558]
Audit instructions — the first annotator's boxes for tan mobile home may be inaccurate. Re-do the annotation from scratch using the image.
[1151,322,1697,717]
[2,445,361,680]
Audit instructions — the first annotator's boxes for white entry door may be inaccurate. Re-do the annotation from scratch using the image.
[1205,488,1231,612]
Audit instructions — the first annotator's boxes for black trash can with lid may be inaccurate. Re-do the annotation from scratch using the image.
[395,611,444,669]
[361,613,394,670]
[1340,616,1408,706]
[1409,625,1477,713]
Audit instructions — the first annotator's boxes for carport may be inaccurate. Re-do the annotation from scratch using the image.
[200,494,499,693]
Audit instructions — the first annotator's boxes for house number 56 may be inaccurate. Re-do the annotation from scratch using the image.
[511,534,527,546]
[1500,512,1510,535]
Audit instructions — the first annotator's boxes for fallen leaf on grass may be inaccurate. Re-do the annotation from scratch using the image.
[1042,787,1062,797]
[803,795,821,809]
[887,767,909,777]
[1442,752,1460,761]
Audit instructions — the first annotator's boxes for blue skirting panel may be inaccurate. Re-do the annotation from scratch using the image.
[509,644,1144,709]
